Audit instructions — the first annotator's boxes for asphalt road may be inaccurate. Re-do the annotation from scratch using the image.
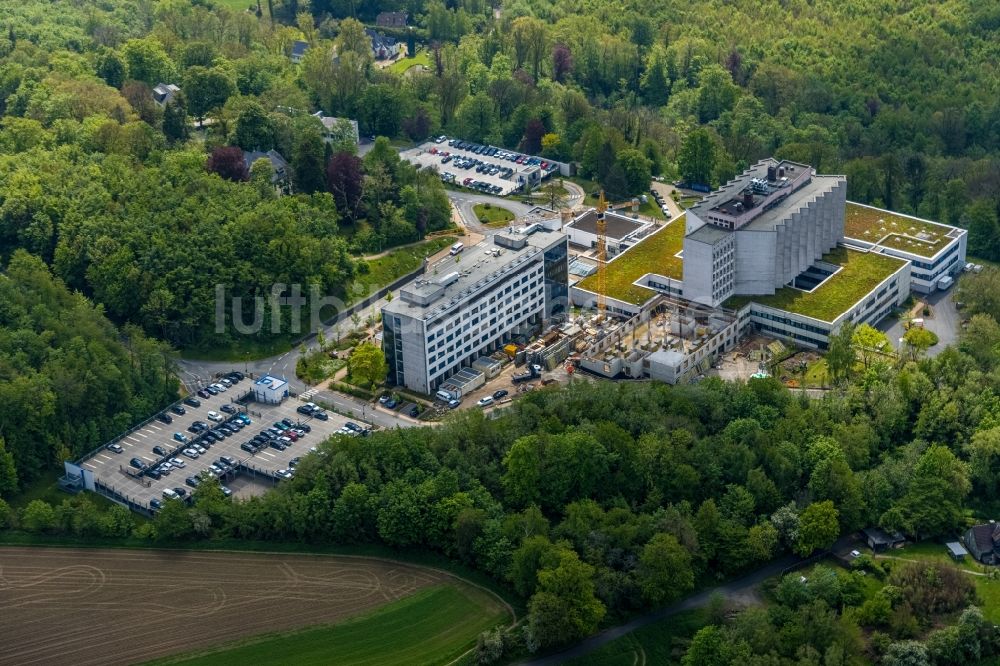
[878,287,960,357]
[518,554,800,665]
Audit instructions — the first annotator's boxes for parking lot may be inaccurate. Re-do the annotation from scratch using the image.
[80,378,372,511]
[400,137,561,197]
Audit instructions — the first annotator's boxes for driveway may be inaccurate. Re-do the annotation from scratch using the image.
[650,181,684,218]
[879,287,960,357]
[447,191,537,234]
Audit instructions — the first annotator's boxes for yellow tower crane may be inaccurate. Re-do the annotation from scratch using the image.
[595,190,608,318]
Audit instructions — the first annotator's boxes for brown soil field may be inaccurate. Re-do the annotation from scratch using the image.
[0,546,448,666]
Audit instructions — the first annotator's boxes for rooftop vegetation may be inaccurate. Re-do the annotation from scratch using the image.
[576,214,686,305]
[727,247,905,322]
[844,203,955,259]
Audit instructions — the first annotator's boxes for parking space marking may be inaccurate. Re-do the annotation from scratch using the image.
[149,425,162,432]
[97,454,112,462]
[137,432,148,438]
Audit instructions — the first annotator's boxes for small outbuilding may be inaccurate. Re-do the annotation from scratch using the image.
[945,541,969,562]
[861,527,906,552]
[253,375,288,404]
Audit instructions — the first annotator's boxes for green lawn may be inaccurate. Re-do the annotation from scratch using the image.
[181,237,455,362]
[351,236,457,297]
[181,337,295,363]
[10,469,118,513]
[387,50,432,75]
[148,584,509,666]
[726,247,906,322]
[844,202,952,259]
[474,203,515,227]
[882,542,1000,623]
[577,214,687,305]
[564,609,708,666]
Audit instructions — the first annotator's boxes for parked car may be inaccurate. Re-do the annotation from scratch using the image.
[344,422,362,433]
[241,442,256,453]
[205,385,219,395]
[220,486,233,497]
[146,468,162,480]
[296,404,314,415]
[286,430,299,441]
[185,476,201,488]
[238,414,251,425]
[296,423,311,433]
[197,389,211,399]
[149,499,163,510]
[152,445,168,456]
[448,399,461,409]
[193,444,207,454]
[170,457,186,468]
[183,397,201,408]
[173,432,188,443]
[220,455,237,466]
[163,488,179,500]
[170,405,186,416]
[106,443,124,454]
[219,378,232,387]
[477,396,494,408]
[270,440,287,451]
[493,389,509,400]
[211,383,228,392]
[156,413,173,424]
[220,404,236,414]
[182,448,199,459]
[313,410,329,421]
[384,399,398,409]
[129,457,146,470]
[207,411,222,422]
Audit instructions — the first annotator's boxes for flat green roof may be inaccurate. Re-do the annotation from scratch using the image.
[577,214,686,305]
[725,247,905,322]
[844,202,956,259]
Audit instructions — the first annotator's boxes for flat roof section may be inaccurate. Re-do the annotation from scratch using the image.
[725,247,906,322]
[843,202,962,259]
[568,210,645,240]
[386,229,565,319]
[577,214,687,305]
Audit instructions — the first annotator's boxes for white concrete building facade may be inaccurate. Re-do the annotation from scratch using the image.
[382,229,569,395]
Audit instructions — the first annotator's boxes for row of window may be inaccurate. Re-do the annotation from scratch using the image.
[428,294,543,378]
[909,242,960,272]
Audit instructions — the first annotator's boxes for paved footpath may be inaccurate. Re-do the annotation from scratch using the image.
[518,554,799,665]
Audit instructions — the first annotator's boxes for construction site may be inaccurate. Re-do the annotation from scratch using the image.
[550,193,741,384]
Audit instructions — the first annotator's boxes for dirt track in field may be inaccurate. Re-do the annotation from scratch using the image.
[0,546,447,666]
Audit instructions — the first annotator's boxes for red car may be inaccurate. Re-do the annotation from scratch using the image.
[286,430,299,441]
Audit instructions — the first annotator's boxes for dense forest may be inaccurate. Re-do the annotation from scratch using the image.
[0,251,178,484]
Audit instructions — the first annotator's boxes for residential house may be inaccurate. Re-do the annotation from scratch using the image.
[243,149,291,194]
[861,527,905,552]
[964,523,1000,565]
[366,28,400,60]
[376,11,408,28]
[290,40,310,64]
[152,83,180,106]
[312,111,359,145]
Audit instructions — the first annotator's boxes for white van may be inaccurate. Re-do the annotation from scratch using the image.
[162,488,179,500]
[436,389,453,402]
[449,242,464,256]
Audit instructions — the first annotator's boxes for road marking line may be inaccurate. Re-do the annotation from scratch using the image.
[137,432,148,438]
